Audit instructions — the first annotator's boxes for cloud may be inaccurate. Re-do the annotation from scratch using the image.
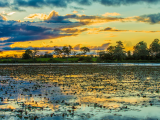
[73,43,110,50]
[61,28,89,34]
[0,1,9,7]
[135,13,160,24]
[100,27,128,32]
[94,0,160,6]
[102,12,121,17]
[0,16,88,44]
[1,9,159,49]
[100,27,160,33]
[11,6,26,12]
[1,0,160,10]
[2,47,25,50]
[7,12,16,16]
[0,43,14,47]
[70,6,85,10]
[24,13,48,20]
[25,10,127,25]
[2,46,56,51]
[13,0,69,8]
[73,10,78,14]
[2,43,111,51]
[0,15,7,20]
[0,20,69,43]
[1,11,16,17]
[11,0,160,8]
[41,10,126,24]
[0,37,11,41]
[73,44,81,50]
[89,43,111,50]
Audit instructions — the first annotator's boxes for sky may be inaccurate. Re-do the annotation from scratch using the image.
[0,0,160,57]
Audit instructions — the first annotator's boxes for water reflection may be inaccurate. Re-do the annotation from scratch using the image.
[0,65,160,119]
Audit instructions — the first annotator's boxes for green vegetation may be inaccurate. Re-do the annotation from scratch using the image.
[1,39,160,63]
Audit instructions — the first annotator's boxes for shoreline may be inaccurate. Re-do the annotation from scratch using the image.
[0,63,160,66]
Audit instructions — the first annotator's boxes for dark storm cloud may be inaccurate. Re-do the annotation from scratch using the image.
[1,0,160,9]
[136,13,160,24]
[0,43,14,46]
[93,0,160,6]
[13,0,70,8]
[2,46,55,51]
[0,1,9,7]
[2,47,25,50]
[0,20,79,43]
[14,0,160,8]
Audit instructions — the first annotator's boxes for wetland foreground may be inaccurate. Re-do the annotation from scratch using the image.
[0,65,160,120]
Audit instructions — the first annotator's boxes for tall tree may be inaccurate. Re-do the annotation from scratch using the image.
[22,49,32,59]
[107,46,115,54]
[62,45,72,57]
[113,41,126,60]
[126,51,132,60]
[149,39,160,57]
[32,48,39,58]
[133,41,149,60]
[80,47,90,55]
[54,47,62,57]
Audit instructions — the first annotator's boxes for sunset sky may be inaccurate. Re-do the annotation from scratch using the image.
[0,0,160,56]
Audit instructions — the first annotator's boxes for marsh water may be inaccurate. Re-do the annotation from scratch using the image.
[0,65,160,120]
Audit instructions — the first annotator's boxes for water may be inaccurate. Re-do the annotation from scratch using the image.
[0,65,160,119]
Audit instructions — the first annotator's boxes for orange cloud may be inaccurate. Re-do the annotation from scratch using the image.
[24,10,130,25]
[24,13,48,20]
[73,10,78,14]
[102,12,121,17]
[0,14,7,20]
[0,37,11,41]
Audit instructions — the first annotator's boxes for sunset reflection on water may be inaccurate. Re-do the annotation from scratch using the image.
[0,65,160,119]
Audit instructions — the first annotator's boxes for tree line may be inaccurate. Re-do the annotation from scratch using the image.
[99,39,160,61]
[19,39,160,61]
[22,46,90,59]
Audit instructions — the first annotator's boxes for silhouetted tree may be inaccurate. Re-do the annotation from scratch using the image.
[99,51,114,61]
[44,52,53,58]
[149,39,160,57]
[113,41,126,61]
[133,41,149,60]
[62,45,72,57]
[80,47,90,55]
[54,47,62,57]
[32,48,39,58]
[22,49,32,59]
[107,46,115,54]
[126,51,132,60]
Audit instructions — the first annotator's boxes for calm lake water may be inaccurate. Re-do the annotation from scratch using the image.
[0,65,160,120]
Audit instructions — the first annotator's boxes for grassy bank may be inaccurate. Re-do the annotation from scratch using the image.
[0,57,160,63]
